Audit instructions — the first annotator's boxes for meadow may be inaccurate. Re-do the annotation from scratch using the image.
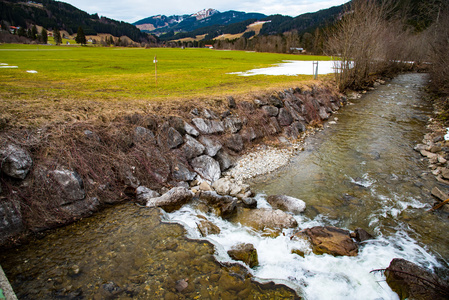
[0,44,332,127]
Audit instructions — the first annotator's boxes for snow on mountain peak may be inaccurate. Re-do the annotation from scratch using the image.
[191,8,219,20]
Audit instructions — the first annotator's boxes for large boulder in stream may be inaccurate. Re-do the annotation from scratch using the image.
[267,195,306,214]
[234,208,298,231]
[227,243,259,268]
[198,191,237,219]
[146,187,194,212]
[386,258,449,300]
[298,226,358,256]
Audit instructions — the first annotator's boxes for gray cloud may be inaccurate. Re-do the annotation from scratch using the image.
[62,0,348,23]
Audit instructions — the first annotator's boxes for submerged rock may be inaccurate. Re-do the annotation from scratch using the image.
[146,187,194,212]
[431,186,448,202]
[267,195,306,214]
[0,144,33,179]
[197,219,221,237]
[227,243,259,268]
[175,279,189,293]
[300,226,358,256]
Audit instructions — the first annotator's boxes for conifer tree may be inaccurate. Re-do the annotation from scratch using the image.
[75,26,86,45]
[53,28,62,45]
[31,25,38,40]
[1,21,8,31]
[17,26,26,37]
[41,28,48,44]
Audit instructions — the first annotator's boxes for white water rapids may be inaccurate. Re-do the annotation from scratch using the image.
[166,192,440,299]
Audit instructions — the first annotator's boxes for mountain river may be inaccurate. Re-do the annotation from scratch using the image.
[1,73,448,299]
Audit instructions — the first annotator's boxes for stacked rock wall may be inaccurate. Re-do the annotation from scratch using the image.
[0,85,345,244]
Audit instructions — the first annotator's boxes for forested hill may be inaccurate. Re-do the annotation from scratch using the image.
[0,0,149,42]
[259,4,347,35]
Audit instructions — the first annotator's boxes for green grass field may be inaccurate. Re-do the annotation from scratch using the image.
[0,44,332,126]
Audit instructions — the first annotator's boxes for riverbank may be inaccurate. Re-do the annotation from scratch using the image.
[3,73,449,299]
[0,79,346,247]
[415,93,449,213]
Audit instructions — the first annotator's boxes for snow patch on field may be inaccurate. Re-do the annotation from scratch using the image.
[230,60,346,76]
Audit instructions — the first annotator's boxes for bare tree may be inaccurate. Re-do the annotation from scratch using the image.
[428,5,449,95]
[326,0,393,90]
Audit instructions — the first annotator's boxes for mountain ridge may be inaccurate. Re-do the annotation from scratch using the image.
[133,9,266,34]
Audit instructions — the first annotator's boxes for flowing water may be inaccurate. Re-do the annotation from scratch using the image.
[1,73,448,299]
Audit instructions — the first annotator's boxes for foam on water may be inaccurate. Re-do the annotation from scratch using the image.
[165,190,440,299]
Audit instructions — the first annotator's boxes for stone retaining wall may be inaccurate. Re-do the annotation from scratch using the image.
[0,84,345,245]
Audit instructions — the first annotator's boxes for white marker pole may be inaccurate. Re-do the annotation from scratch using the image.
[153,55,158,85]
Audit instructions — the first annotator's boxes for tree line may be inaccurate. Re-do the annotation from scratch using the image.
[326,0,446,91]
[0,0,149,43]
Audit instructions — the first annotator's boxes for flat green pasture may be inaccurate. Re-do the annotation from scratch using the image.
[0,44,331,126]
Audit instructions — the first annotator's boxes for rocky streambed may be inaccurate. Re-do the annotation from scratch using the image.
[1,75,449,299]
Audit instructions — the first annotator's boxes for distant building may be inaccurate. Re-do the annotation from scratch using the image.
[290,47,305,53]
[205,45,214,49]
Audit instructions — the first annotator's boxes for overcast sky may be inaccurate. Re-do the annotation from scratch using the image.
[61,0,349,24]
